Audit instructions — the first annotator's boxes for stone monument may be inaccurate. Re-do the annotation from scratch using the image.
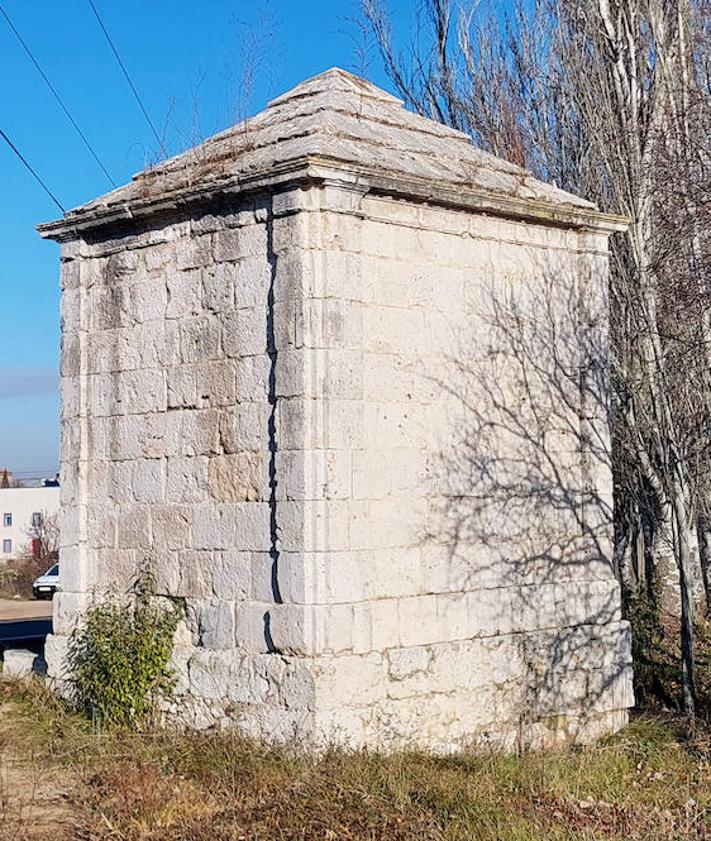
[39,68,633,751]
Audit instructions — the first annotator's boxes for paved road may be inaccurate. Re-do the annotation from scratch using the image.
[0,599,52,621]
[0,599,53,649]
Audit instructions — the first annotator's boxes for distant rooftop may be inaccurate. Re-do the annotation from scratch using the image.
[0,473,59,489]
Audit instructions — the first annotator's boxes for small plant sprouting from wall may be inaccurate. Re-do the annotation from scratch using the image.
[67,573,183,728]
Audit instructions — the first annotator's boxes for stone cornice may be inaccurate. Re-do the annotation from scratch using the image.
[37,155,627,243]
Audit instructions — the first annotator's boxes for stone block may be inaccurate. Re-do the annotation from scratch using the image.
[279,450,352,501]
[284,299,364,351]
[118,369,167,415]
[151,549,181,594]
[352,447,424,499]
[91,548,139,590]
[87,504,117,549]
[116,505,152,549]
[166,271,202,319]
[52,591,92,634]
[398,595,439,648]
[311,603,354,653]
[179,550,214,598]
[349,498,424,551]
[228,654,282,706]
[278,660,316,710]
[195,599,236,649]
[89,285,132,330]
[272,187,321,215]
[235,356,271,402]
[208,452,266,502]
[202,264,235,313]
[60,334,81,379]
[60,256,81,289]
[314,653,386,708]
[2,649,45,680]
[180,316,221,363]
[233,502,271,551]
[181,409,220,456]
[233,257,272,309]
[177,235,212,270]
[151,504,192,551]
[250,553,277,602]
[467,588,515,637]
[43,634,70,683]
[367,598,401,650]
[166,456,209,503]
[235,603,273,653]
[278,500,349,552]
[168,360,237,410]
[192,503,237,550]
[308,398,368,450]
[219,403,269,452]
[188,649,233,700]
[267,604,308,654]
[310,551,367,604]
[130,280,168,322]
[213,225,267,262]
[212,550,252,600]
[222,307,266,358]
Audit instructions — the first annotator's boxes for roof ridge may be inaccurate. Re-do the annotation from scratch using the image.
[267,66,402,108]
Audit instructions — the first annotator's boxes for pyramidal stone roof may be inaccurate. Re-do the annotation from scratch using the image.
[40,67,619,239]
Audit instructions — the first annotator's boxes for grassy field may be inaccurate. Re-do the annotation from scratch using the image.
[0,681,709,840]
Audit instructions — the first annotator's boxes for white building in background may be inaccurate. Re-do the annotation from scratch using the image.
[0,485,60,561]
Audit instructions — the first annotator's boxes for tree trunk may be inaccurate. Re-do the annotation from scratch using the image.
[671,481,696,717]
[697,509,711,617]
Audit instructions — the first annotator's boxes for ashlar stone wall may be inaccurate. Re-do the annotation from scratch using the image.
[47,179,633,751]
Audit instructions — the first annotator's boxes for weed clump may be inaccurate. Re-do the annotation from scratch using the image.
[67,576,182,728]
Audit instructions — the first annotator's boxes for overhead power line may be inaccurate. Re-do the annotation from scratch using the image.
[0,127,65,213]
[86,0,167,159]
[0,2,116,187]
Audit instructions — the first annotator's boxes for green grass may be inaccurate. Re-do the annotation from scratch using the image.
[2,680,710,840]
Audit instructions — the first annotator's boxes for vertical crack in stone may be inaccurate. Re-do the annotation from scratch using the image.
[266,206,283,646]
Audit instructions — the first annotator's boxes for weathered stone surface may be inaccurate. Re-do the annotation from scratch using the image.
[2,649,45,679]
[41,67,631,753]
[208,453,265,502]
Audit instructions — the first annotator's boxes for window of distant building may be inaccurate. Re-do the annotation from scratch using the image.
[32,512,42,528]
[3,513,11,527]
[2,539,11,554]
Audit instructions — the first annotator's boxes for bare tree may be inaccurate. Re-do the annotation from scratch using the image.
[23,511,59,566]
[362,0,711,715]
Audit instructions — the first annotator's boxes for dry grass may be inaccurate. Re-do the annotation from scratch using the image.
[1,680,710,840]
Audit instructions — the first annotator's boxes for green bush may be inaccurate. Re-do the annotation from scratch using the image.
[67,576,182,728]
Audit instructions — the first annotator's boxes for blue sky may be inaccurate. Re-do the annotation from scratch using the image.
[0,0,408,476]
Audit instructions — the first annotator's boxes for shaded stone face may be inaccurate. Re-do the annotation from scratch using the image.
[42,68,632,751]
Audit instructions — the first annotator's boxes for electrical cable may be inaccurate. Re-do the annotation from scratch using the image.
[86,0,167,159]
[0,126,65,213]
[0,2,116,187]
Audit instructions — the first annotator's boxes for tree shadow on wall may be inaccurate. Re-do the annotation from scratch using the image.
[427,268,633,747]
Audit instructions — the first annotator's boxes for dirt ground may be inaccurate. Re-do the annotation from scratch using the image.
[0,700,77,840]
[0,599,52,622]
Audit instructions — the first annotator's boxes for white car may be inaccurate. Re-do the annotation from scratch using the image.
[32,563,59,600]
